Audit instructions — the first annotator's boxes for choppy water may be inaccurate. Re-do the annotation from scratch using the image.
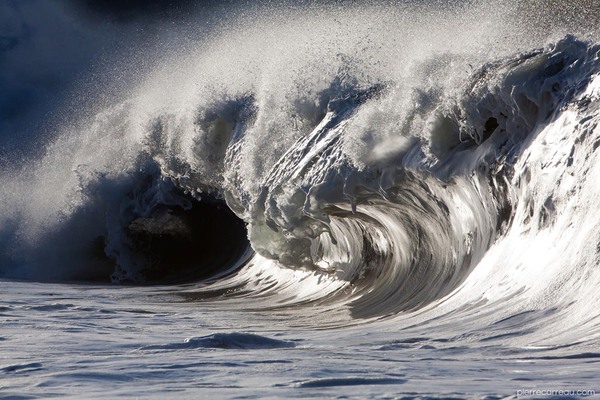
[1,1,600,398]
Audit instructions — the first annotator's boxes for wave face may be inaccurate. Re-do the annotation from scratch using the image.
[1,0,600,345]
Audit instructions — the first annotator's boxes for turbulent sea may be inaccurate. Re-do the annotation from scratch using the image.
[1,1,600,398]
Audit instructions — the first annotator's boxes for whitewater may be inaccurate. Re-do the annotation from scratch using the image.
[1,0,600,398]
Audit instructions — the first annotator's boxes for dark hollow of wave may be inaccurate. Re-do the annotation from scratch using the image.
[94,192,251,285]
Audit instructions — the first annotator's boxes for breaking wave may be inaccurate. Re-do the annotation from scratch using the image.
[1,1,599,346]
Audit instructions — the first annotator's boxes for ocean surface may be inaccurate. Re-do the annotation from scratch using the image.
[1,1,600,398]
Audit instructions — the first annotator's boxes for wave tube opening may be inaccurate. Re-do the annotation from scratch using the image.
[116,191,252,285]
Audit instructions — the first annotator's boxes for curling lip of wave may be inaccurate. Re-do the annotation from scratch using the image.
[226,36,599,317]
[88,36,599,322]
